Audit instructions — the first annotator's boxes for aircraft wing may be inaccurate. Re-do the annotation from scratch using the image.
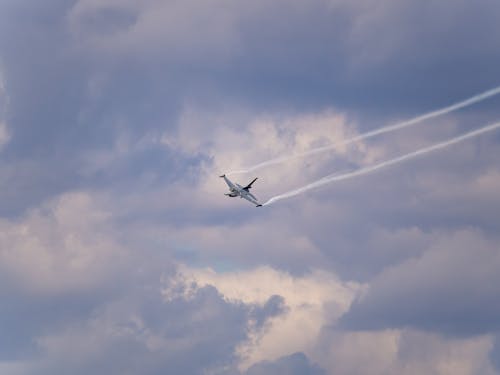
[247,191,258,201]
[220,175,236,190]
[242,192,261,207]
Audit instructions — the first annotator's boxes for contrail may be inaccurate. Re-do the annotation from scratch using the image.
[263,121,500,206]
[228,86,500,175]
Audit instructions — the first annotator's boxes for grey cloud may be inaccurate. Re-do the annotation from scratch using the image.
[1,0,500,216]
[490,334,500,372]
[0,262,288,374]
[1,0,500,373]
[250,295,288,329]
[0,289,109,360]
[23,283,288,375]
[315,326,496,375]
[113,111,500,280]
[269,117,500,279]
[27,286,243,375]
[245,352,326,375]
[340,229,500,336]
[0,190,287,372]
[72,0,500,110]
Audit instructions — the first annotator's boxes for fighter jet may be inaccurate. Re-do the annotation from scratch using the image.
[220,174,262,207]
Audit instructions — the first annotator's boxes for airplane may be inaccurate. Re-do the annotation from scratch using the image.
[220,174,263,207]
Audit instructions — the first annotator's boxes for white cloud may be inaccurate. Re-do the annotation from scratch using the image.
[0,192,123,295]
[1,2,500,374]
[165,264,500,375]
[175,265,363,370]
[159,106,373,206]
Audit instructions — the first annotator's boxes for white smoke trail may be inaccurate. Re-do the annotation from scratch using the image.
[228,86,500,176]
[263,121,500,206]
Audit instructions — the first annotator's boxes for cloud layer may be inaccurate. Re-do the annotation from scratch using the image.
[1,0,500,374]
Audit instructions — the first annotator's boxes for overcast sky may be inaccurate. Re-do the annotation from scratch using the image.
[1,1,500,374]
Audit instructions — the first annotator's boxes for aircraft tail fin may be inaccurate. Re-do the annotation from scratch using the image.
[243,177,258,191]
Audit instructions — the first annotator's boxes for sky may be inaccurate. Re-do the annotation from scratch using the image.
[1,0,500,374]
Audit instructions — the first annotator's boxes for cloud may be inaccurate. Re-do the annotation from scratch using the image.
[67,0,239,65]
[0,192,120,294]
[20,268,301,375]
[245,352,326,375]
[30,284,252,375]
[0,122,9,148]
[0,191,136,359]
[315,328,497,375]
[1,0,500,374]
[0,190,291,374]
[178,265,362,370]
[1,0,500,217]
[490,335,500,372]
[340,229,500,336]
[0,68,9,150]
